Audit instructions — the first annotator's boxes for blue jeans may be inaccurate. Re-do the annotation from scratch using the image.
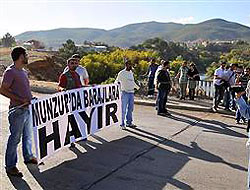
[121,91,134,126]
[5,107,34,169]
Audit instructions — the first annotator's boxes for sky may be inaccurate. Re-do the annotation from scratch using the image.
[0,0,250,37]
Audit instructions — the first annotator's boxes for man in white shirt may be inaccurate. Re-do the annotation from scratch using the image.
[212,62,226,112]
[116,59,139,129]
[224,63,238,110]
[64,54,89,86]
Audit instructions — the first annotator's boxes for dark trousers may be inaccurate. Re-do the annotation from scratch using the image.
[157,88,168,114]
[189,89,195,100]
[148,77,155,96]
[213,84,225,108]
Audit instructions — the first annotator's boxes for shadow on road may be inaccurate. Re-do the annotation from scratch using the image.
[24,136,193,190]
[8,175,32,190]
[126,127,247,172]
[169,110,248,139]
[8,109,247,190]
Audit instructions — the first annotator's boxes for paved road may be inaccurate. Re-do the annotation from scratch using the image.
[0,94,248,190]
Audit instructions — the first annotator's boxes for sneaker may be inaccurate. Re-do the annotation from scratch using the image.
[70,143,76,148]
[158,112,166,116]
[24,157,38,165]
[6,167,23,177]
[235,120,240,124]
[126,123,137,128]
[242,120,247,124]
[224,108,231,112]
[120,125,126,130]
[212,106,217,112]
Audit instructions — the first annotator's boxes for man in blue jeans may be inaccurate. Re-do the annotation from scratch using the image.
[236,89,250,190]
[116,59,139,129]
[0,46,37,177]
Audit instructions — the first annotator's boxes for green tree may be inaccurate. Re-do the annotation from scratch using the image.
[58,39,79,60]
[80,49,158,84]
[2,33,15,47]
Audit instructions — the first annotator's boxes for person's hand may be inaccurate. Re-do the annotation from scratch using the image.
[236,91,245,99]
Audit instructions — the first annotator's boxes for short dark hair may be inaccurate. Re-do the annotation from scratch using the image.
[71,54,81,59]
[11,46,26,61]
[161,60,169,67]
[230,63,238,67]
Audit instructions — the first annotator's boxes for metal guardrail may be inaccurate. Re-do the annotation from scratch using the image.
[171,78,214,99]
[137,77,214,99]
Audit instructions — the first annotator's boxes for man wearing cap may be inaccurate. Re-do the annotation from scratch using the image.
[58,58,83,147]
[0,46,37,177]
[59,58,82,91]
[115,59,139,129]
[63,54,89,86]
[212,62,226,112]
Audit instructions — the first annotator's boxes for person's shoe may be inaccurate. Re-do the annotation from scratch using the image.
[24,157,38,165]
[120,125,126,130]
[224,108,231,112]
[235,120,241,124]
[126,123,137,128]
[242,119,247,124]
[158,112,166,116]
[70,143,76,148]
[6,167,23,177]
[212,106,217,112]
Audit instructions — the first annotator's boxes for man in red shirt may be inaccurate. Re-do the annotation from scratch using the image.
[58,58,82,148]
[58,58,82,91]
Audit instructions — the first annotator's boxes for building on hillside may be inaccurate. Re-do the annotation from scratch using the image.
[23,40,45,50]
[76,44,107,52]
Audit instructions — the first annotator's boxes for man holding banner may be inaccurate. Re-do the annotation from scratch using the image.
[116,59,139,129]
[59,57,83,147]
[0,46,37,177]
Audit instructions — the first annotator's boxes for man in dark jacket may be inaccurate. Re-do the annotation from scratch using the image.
[156,60,171,116]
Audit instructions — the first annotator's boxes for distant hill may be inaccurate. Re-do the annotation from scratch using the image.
[15,19,250,48]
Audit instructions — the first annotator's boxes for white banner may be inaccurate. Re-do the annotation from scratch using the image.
[29,83,121,163]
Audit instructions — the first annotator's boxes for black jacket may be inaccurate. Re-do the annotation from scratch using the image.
[157,69,171,91]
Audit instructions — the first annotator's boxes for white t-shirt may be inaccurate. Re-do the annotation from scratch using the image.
[213,67,225,85]
[115,69,139,93]
[154,65,162,86]
[64,65,89,85]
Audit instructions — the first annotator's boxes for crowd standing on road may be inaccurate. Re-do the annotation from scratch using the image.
[1,46,250,190]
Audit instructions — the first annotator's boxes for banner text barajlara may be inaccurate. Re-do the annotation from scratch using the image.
[32,85,120,126]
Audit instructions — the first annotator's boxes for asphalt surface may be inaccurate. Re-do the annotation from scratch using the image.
[0,94,248,190]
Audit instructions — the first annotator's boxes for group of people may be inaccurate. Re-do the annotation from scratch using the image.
[144,59,200,101]
[1,46,249,183]
[0,47,91,177]
[212,61,250,126]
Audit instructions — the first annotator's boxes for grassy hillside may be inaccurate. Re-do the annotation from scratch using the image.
[15,19,250,48]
